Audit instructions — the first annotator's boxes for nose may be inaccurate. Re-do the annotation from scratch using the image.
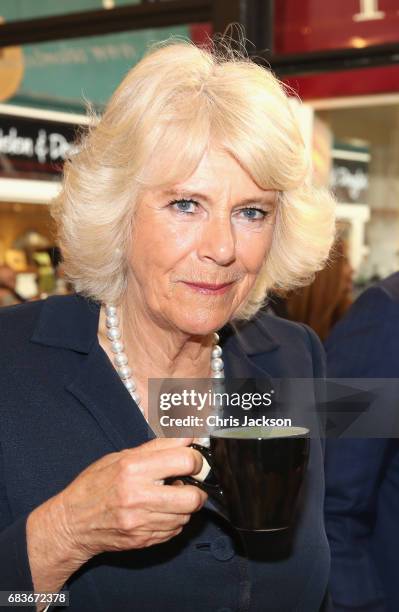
[197,215,236,266]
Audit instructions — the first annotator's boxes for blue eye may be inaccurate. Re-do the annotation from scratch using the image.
[169,199,198,214]
[239,207,269,221]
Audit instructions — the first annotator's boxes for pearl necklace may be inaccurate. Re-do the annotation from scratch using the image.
[104,304,225,415]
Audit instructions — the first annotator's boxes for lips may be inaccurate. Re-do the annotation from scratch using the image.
[182,281,234,295]
[187,282,232,289]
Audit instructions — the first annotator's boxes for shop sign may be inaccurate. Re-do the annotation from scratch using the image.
[332,163,369,203]
[0,0,189,112]
[276,0,399,99]
[0,115,80,180]
[275,0,399,55]
[331,146,370,204]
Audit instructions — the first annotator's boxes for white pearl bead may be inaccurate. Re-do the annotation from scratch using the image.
[213,332,220,344]
[211,357,224,371]
[114,353,128,366]
[107,328,121,341]
[124,378,136,391]
[106,315,119,328]
[213,370,225,378]
[111,340,124,353]
[212,345,222,359]
[130,391,140,404]
[118,365,132,379]
[105,305,117,316]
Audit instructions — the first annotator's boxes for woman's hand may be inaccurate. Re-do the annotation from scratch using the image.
[54,437,206,559]
[26,437,206,610]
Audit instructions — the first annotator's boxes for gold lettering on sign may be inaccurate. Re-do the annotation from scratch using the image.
[353,0,385,21]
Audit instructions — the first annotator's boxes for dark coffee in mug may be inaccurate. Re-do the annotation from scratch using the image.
[190,426,310,532]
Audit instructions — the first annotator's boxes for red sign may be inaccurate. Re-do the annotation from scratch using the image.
[284,64,399,100]
[274,0,399,54]
[190,1,399,100]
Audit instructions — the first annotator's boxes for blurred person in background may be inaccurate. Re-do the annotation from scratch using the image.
[269,238,353,341]
[0,264,24,306]
[324,272,399,612]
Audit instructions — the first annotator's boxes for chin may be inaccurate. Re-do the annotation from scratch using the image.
[173,310,230,337]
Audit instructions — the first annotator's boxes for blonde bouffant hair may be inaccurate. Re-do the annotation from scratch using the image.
[52,37,335,321]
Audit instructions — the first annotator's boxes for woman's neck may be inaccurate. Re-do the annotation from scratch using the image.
[120,298,214,379]
[97,299,215,415]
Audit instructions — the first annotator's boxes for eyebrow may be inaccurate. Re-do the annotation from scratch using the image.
[162,189,277,206]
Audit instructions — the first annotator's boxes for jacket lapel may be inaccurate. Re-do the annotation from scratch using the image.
[66,342,153,451]
[220,316,280,383]
[31,294,153,451]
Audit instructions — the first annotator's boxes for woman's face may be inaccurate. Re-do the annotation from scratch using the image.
[128,148,277,335]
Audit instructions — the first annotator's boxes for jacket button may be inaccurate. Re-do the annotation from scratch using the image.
[211,536,235,561]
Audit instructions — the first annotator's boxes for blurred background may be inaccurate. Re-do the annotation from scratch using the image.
[0,0,398,312]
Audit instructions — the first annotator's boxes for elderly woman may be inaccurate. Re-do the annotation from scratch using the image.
[0,40,335,612]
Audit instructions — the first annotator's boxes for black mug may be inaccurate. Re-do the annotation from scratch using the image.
[184,426,310,532]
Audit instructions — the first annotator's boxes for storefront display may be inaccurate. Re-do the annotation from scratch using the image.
[0,0,398,299]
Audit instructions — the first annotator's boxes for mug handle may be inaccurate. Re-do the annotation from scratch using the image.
[166,443,225,507]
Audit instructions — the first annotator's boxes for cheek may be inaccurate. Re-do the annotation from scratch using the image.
[236,227,274,273]
[165,224,199,254]
[130,219,197,278]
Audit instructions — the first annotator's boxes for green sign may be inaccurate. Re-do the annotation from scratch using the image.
[2,0,142,22]
[0,1,190,113]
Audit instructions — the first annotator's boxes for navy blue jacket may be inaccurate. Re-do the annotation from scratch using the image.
[0,294,330,612]
[325,273,399,612]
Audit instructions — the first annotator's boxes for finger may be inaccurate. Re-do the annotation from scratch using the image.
[116,510,191,533]
[171,479,185,486]
[122,527,183,549]
[97,439,193,471]
[150,527,183,544]
[145,483,207,514]
[133,447,203,481]
[92,439,194,478]
[132,437,194,455]
[145,512,191,530]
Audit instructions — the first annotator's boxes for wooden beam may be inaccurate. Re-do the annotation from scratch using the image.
[0,0,212,47]
[268,41,399,76]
